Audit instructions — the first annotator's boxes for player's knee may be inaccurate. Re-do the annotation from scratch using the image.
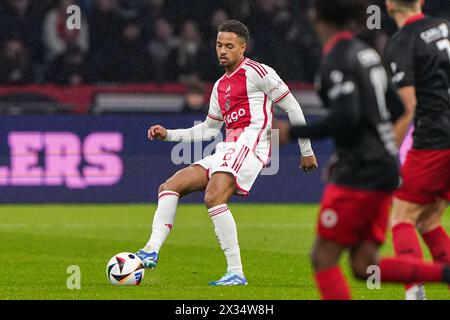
[390,200,421,227]
[158,182,168,193]
[310,248,328,272]
[158,181,179,194]
[204,191,221,208]
[417,202,446,234]
[351,262,370,280]
[417,216,441,234]
[310,250,319,271]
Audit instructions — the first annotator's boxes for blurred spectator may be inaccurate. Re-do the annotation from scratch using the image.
[198,8,231,81]
[204,8,229,41]
[246,0,281,64]
[425,0,450,20]
[167,20,204,81]
[117,0,141,19]
[42,0,89,61]
[89,0,121,53]
[164,0,217,27]
[103,19,153,82]
[0,37,34,84]
[88,0,122,83]
[45,44,88,85]
[222,0,251,22]
[0,0,44,63]
[270,0,302,80]
[142,0,167,20]
[276,2,320,82]
[181,81,208,113]
[0,0,447,86]
[148,18,179,82]
[139,0,173,43]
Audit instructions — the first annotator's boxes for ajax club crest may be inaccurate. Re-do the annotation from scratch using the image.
[224,85,231,111]
[224,99,231,111]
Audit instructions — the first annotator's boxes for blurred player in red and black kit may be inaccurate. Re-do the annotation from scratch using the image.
[385,0,450,300]
[280,0,450,299]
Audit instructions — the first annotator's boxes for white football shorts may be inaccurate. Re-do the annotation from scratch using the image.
[193,141,264,196]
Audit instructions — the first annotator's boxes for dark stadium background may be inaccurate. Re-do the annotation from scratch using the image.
[0,0,449,203]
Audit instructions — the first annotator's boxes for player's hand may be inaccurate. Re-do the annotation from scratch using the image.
[300,155,318,173]
[148,125,168,141]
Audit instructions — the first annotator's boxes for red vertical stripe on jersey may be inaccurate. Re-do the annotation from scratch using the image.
[266,102,275,165]
[253,95,268,153]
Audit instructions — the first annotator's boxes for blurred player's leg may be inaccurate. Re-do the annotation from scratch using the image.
[311,237,350,300]
[419,199,450,265]
[350,241,450,287]
[204,172,247,285]
[138,165,209,268]
[390,198,427,299]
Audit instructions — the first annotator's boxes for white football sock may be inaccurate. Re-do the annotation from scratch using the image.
[208,204,244,277]
[405,283,427,300]
[144,191,179,253]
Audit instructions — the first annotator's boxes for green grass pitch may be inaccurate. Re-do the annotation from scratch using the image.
[0,204,449,300]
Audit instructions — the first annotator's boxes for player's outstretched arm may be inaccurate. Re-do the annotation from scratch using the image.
[276,93,318,173]
[276,93,314,157]
[147,117,223,142]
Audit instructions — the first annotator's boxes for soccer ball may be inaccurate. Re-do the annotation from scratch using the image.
[106,252,145,285]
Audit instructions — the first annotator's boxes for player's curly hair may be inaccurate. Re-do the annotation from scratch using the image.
[311,0,369,28]
[218,20,250,43]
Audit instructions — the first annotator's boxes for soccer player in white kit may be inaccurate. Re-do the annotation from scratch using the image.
[136,20,318,285]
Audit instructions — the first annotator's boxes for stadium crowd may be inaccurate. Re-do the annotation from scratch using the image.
[0,0,449,87]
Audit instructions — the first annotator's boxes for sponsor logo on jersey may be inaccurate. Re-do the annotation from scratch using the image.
[225,108,247,125]
[357,49,381,67]
[390,62,405,84]
[327,81,355,100]
[267,80,284,96]
[420,23,449,44]
[330,70,344,84]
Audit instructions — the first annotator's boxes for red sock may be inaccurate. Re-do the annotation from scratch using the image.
[392,222,424,289]
[314,266,351,300]
[422,226,450,264]
[379,256,443,283]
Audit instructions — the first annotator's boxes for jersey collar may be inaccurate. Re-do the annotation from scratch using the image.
[224,57,248,78]
[403,13,425,26]
[322,31,354,56]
